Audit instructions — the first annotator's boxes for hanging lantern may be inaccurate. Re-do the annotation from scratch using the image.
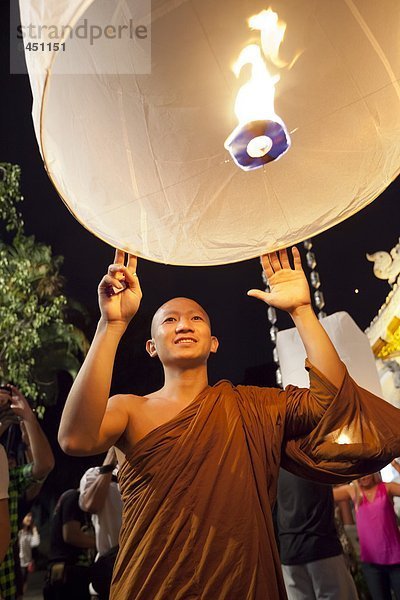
[19,0,400,265]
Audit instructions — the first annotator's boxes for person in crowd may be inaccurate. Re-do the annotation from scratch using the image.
[18,512,40,595]
[333,502,366,598]
[43,488,96,600]
[0,443,10,564]
[334,472,400,599]
[0,386,54,600]
[79,447,122,600]
[59,248,400,600]
[390,459,400,518]
[15,423,47,600]
[19,422,47,506]
[0,389,13,568]
[277,469,358,599]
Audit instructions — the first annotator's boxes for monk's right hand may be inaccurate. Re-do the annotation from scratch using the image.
[98,249,142,327]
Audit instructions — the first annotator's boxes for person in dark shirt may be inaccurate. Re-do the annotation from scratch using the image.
[43,489,95,600]
[277,469,358,600]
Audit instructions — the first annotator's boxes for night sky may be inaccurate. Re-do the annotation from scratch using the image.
[1,3,399,491]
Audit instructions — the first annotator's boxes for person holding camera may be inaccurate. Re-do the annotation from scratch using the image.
[0,443,10,565]
[0,385,54,600]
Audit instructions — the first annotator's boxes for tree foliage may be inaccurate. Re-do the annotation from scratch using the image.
[0,163,89,412]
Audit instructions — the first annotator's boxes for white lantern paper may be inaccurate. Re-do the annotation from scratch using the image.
[20,0,400,265]
[276,311,382,395]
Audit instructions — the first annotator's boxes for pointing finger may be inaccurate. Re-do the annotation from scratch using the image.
[114,248,125,265]
[127,254,138,275]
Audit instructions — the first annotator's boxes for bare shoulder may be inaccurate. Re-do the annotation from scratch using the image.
[107,392,142,409]
[112,389,187,450]
[115,389,169,416]
[106,391,159,452]
[107,391,152,415]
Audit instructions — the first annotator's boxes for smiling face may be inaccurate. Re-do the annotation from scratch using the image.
[146,298,219,368]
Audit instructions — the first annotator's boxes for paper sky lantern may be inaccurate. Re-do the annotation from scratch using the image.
[276,312,383,446]
[19,0,400,265]
[276,312,383,397]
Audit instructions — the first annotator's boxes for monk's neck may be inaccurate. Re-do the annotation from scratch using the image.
[161,365,209,403]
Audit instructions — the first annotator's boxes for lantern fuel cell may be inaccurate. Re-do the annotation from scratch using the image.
[224,119,291,171]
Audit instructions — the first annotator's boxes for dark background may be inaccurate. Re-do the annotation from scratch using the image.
[1,2,399,501]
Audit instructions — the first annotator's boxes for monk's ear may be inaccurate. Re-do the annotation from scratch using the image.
[210,336,219,354]
[146,339,158,358]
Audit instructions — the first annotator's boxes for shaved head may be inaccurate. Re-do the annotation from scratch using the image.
[146,297,218,367]
[151,297,211,337]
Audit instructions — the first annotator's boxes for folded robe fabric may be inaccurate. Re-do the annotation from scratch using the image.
[112,362,400,599]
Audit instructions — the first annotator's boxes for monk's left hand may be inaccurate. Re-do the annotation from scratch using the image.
[247,247,312,315]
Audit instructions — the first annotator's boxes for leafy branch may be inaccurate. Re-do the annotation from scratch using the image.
[0,163,89,411]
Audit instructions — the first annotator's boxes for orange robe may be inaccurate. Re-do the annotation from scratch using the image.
[112,362,400,599]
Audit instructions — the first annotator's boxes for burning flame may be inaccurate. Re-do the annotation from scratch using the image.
[337,432,352,445]
[232,7,287,126]
[249,9,288,69]
[233,44,279,125]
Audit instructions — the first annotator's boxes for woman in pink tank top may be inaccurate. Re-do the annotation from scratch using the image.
[334,469,400,599]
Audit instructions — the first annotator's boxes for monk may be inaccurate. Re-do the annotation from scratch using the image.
[59,247,400,599]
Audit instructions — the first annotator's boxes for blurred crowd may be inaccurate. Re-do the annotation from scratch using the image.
[1,383,400,600]
[0,384,123,600]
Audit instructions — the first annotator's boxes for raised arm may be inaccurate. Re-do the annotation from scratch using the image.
[391,459,400,476]
[30,526,40,548]
[10,388,54,480]
[386,481,400,498]
[248,247,345,388]
[332,484,353,502]
[58,251,142,456]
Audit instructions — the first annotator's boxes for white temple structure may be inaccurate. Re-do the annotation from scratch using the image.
[365,239,400,410]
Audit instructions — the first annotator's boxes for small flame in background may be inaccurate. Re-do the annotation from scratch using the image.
[337,432,352,445]
[232,8,288,127]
